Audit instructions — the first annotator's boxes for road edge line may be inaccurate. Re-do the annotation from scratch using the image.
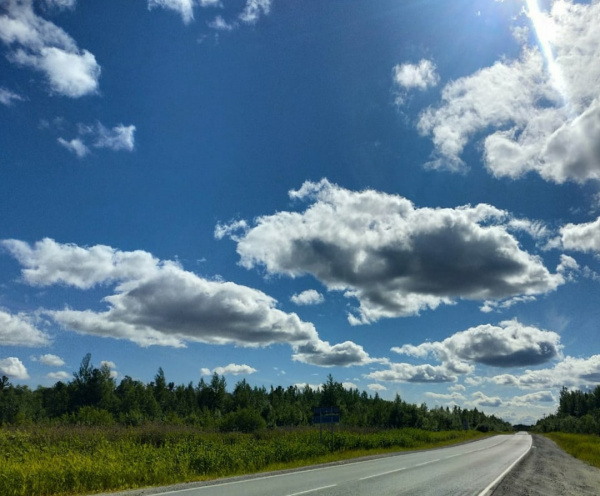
[476,434,533,496]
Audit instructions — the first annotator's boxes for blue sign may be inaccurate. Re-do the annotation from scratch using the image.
[313,415,340,424]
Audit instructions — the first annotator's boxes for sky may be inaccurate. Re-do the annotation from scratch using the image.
[1,0,600,425]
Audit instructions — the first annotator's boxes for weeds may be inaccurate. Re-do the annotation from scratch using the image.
[544,432,600,469]
[0,424,487,495]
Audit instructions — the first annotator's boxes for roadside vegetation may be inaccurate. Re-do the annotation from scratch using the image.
[542,432,600,469]
[0,354,511,495]
[534,386,600,468]
[0,424,489,495]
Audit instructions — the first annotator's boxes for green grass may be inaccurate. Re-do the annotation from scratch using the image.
[0,425,490,496]
[544,432,600,469]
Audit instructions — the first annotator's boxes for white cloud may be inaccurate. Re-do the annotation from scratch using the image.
[560,217,600,254]
[417,1,600,183]
[465,376,484,387]
[0,357,29,380]
[212,363,257,375]
[43,0,77,10]
[0,87,24,105]
[58,122,136,156]
[491,355,600,389]
[58,137,89,158]
[342,382,358,390]
[448,384,466,392]
[148,0,195,24]
[39,354,65,366]
[2,238,160,289]
[208,15,237,31]
[46,370,71,381]
[509,391,555,406]
[393,59,439,95]
[0,0,100,97]
[239,0,271,24]
[92,123,136,152]
[293,339,377,367]
[199,0,221,6]
[0,310,51,347]
[393,319,562,368]
[425,391,466,401]
[367,383,387,392]
[290,289,324,306]
[220,179,564,324]
[4,238,373,367]
[295,383,322,392]
[366,362,458,383]
[472,391,502,408]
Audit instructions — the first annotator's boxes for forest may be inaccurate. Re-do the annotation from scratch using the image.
[535,385,600,434]
[0,353,512,433]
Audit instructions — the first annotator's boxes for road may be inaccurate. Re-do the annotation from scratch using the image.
[152,433,532,496]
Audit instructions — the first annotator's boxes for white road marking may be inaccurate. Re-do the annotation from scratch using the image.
[359,467,407,480]
[287,484,337,496]
[477,436,533,496]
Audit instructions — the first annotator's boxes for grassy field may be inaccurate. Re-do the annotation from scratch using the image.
[544,432,600,469]
[0,424,489,496]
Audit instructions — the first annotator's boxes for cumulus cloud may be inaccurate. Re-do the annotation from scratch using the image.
[417,0,600,183]
[219,179,564,324]
[560,217,600,254]
[366,362,458,383]
[393,59,439,90]
[368,383,387,392]
[201,363,257,376]
[3,238,373,367]
[425,391,466,401]
[393,59,439,104]
[0,87,24,105]
[393,319,562,368]
[293,339,377,367]
[39,354,65,366]
[509,391,555,406]
[1,238,160,289]
[148,0,195,24]
[0,0,100,97]
[491,355,600,389]
[0,310,51,347]
[0,357,29,379]
[290,289,324,306]
[472,391,502,408]
[46,370,70,381]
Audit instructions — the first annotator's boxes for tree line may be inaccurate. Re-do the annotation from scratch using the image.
[0,353,511,432]
[535,386,600,434]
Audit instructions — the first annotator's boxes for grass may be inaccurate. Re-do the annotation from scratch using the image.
[0,424,491,496]
[543,432,600,469]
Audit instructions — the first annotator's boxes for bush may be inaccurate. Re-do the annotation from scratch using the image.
[220,408,266,433]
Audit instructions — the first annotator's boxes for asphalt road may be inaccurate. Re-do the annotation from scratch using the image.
[151,433,532,496]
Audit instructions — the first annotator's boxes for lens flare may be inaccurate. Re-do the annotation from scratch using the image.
[525,0,569,106]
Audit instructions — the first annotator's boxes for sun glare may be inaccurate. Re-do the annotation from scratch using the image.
[525,0,569,105]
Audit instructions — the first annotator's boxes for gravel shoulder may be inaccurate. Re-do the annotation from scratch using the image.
[493,434,600,496]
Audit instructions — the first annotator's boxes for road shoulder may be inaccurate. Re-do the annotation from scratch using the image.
[493,434,600,496]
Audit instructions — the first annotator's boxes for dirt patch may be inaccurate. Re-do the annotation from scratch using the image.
[493,434,600,496]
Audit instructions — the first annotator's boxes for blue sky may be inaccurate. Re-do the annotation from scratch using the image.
[1,0,600,424]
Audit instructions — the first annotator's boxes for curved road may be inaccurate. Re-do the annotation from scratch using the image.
[153,433,532,496]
